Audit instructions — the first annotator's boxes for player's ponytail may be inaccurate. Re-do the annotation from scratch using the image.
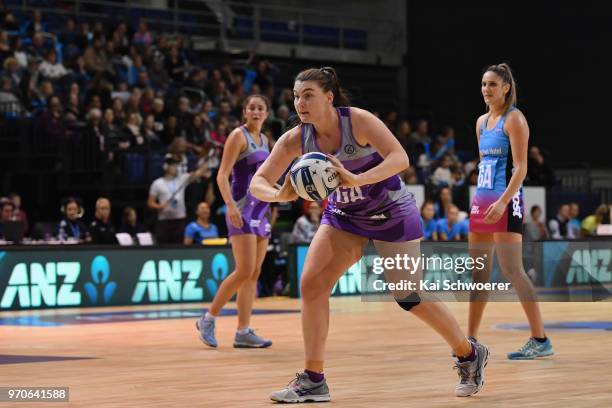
[295,66,351,107]
[484,63,517,113]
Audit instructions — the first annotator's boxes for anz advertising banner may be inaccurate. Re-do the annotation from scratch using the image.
[0,247,234,310]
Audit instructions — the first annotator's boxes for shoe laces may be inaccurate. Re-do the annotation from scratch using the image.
[287,373,306,389]
[454,361,474,384]
[518,338,537,353]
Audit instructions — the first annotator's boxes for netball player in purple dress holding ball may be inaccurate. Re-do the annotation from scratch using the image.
[250,67,489,402]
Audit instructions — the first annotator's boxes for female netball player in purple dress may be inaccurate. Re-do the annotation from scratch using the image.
[196,95,273,349]
[250,67,489,402]
[468,63,553,359]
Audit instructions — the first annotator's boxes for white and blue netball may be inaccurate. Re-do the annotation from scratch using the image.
[290,152,340,201]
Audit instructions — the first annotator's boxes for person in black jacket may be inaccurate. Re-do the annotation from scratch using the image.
[90,197,117,244]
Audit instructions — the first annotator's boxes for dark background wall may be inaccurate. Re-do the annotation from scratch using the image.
[405,2,610,167]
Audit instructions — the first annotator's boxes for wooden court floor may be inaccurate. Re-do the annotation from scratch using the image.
[1,298,611,407]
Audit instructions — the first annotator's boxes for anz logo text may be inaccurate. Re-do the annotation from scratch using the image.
[131,255,229,303]
[1,262,81,308]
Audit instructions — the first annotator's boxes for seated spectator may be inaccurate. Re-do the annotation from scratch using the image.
[9,193,29,234]
[0,30,11,61]
[133,21,153,48]
[526,146,555,187]
[119,207,147,237]
[569,202,581,238]
[39,49,68,80]
[41,95,66,140]
[142,113,163,149]
[123,111,144,149]
[161,115,182,145]
[394,120,412,152]
[186,113,209,147]
[434,186,453,219]
[548,204,574,240]
[431,154,454,187]
[24,9,46,36]
[420,201,438,241]
[291,201,322,244]
[437,204,467,241]
[451,163,465,187]
[10,37,28,69]
[581,204,611,237]
[57,197,91,243]
[0,200,15,239]
[26,33,49,61]
[3,57,22,88]
[184,202,219,245]
[3,13,20,32]
[524,205,549,241]
[90,197,118,244]
[0,76,23,115]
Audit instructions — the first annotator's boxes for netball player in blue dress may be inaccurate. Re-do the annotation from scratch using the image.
[250,67,489,402]
[468,63,553,359]
[196,95,273,348]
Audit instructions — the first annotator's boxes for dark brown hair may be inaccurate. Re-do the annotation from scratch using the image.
[242,94,270,111]
[484,63,517,113]
[295,66,350,107]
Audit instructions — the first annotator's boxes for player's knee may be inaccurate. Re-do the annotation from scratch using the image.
[234,264,256,282]
[395,292,421,312]
[301,274,327,301]
[248,268,261,282]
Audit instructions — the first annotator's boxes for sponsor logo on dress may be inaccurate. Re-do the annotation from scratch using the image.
[471,206,480,215]
[512,192,522,219]
[344,144,356,155]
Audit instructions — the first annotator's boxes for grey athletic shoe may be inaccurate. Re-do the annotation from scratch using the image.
[195,317,218,348]
[455,341,489,397]
[233,328,272,348]
[270,372,331,403]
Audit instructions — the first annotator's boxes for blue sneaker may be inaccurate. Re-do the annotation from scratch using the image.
[196,317,218,348]
[507,338,554,360]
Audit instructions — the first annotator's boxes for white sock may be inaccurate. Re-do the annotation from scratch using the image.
[237,327,250,335]
[204,312,216,321]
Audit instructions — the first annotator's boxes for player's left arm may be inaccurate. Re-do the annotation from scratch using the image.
[499,110,529,205]
[328,107,409,187]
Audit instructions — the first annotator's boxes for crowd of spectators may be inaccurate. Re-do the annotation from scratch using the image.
[2,7,609,248]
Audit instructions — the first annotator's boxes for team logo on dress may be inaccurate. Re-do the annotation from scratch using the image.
[344,144,356,155]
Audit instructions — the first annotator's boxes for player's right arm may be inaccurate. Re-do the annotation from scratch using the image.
[217,127,247,228]
[250,126,301,203]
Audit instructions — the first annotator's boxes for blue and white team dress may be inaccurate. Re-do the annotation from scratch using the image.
[469,107,524,234]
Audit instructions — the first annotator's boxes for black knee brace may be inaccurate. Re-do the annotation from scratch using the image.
[395,292,421,311]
